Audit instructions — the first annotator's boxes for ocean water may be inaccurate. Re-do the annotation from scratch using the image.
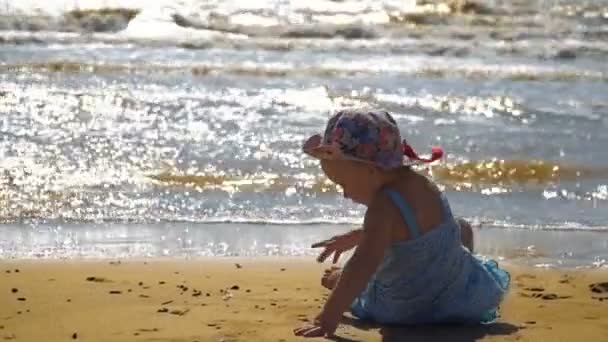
[0,0,607,266]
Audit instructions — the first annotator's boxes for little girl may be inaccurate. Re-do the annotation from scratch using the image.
[294,109,510,338]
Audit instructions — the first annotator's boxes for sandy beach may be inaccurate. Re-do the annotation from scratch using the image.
[1,258,606,342]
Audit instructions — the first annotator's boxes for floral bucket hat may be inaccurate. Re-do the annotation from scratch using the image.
[303,109,443,169]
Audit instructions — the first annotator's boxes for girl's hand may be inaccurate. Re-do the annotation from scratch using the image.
[312,230,361,264]
[293,313,339,338]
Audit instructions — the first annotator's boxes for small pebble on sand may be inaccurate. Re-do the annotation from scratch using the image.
[11,288,18,293]
[72,332,78,339]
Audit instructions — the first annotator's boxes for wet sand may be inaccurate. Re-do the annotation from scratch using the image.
[0,258,606,341]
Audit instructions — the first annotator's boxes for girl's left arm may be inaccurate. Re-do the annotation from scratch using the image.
[294,195,394,337]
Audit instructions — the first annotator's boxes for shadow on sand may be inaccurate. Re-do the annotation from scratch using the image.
[330,316,521,342]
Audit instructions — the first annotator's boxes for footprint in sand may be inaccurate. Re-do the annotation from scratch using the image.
[519,286,573,300]
[559,274,574,284]
[156,308,190,316]
[528,293,569,300]
[86,276,111,283]
[523,287,545,292]
[133,328,159,336]
[519,290,570,300]
[589,282,608,301]
[589,282,608,294]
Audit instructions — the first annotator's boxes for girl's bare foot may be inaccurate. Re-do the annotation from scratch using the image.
[457,218,474,252]
[321,266,342,290]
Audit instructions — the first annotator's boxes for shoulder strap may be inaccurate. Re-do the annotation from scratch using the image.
[383,188,420,239]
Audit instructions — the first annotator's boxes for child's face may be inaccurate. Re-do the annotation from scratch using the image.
[320,159,378,205]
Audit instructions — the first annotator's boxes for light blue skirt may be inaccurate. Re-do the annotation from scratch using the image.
[351,256,510,325]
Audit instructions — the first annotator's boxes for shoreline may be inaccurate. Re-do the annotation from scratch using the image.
[1,258,607,341]
[1,256,606,272]
[1,223,607,268]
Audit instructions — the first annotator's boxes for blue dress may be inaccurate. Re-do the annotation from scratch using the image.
[350,189,510,325]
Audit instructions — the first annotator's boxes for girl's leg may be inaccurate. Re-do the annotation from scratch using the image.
[457,218,474,252]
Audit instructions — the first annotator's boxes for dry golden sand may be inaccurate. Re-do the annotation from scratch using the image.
[0,258,607,342]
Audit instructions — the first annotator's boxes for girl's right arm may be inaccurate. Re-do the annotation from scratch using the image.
[312,229,362,263]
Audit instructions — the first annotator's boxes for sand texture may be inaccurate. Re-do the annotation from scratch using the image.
[1,258,607,341]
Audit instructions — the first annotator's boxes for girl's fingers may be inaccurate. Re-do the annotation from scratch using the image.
[293,324,312,335]
[316,247,335,263]
[311,238,334,248]
[332,251,342,264]
[302,326,324,337]
[311,241,327,248]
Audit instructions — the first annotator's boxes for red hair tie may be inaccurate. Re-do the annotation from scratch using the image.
[403,140,443,163]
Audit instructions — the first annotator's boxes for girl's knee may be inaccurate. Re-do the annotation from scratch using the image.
[457,218,474,252]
